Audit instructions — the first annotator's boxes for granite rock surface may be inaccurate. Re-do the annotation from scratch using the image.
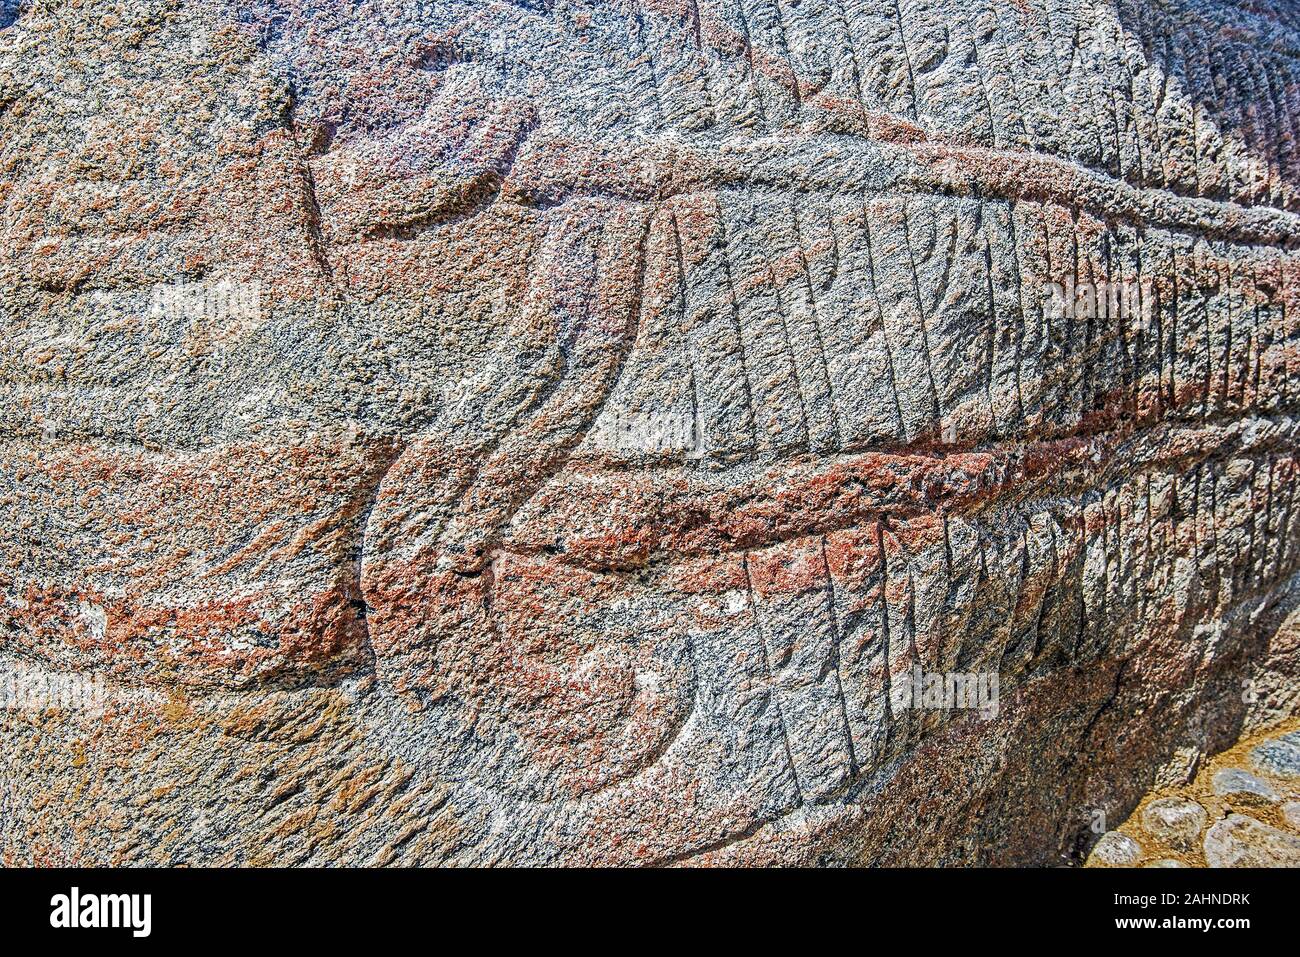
[3,0,1300,865]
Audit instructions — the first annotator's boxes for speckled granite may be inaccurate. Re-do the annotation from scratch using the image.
[3,0,1300,865]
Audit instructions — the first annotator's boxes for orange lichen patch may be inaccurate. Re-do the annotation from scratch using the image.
[0,431,395,687]
[362,547,693,801]
[515,382,1299,585]
[1,674,467,865]
[809,93,930,145]
[667,192,724,272]
[511,447,1006,568]
[663,552,750,596]
[881,512,948,553]
[746,537,831,596]
[3,576,368,688]
[823,525,884,581]
[193,129,339,305]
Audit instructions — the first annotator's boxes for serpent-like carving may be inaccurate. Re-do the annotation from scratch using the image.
[2,0,1300,865]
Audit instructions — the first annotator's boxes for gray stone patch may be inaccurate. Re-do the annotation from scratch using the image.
[1089,831,1143,866]
[1204,814,1300,868]
[1250,738,1300,779]
[1141,797,1207,851]
[1212,768,1279,804]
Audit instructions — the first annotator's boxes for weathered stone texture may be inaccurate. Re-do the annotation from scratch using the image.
[2,0,1300,865]
[1089,721,1300,866]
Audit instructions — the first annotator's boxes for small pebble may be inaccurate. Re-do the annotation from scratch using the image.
[1089,831,1142,866]
[1204,814,1300,867]
[1141,797,1207,851]
[1212,768,1278,804]
[1250,738,1300,779]
[1144,858,1186,868]
[1283,801,1300,831]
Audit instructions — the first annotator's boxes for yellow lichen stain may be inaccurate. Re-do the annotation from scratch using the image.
[161,690,190,723]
